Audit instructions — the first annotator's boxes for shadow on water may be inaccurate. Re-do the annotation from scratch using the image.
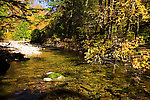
[49,47,61,51]
[41,89,90,100]
[8,88,90,100]
[48,47,84,57]
[0,49,30,75]
[32,57,46,62]
[0,60,10,75]
[46,47,85,65]
[0,47,31,99]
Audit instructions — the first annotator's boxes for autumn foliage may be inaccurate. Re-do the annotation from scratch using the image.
[0,0,150,71]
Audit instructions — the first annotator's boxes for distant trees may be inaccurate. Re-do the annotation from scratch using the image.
[44,0,149,42]
[0,0,50,40]
[0,0,31,39]
[0,0,149,71]
[0,0,149,41]
[12,21,31,40]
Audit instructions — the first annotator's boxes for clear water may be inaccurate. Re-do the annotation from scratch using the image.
[0,47,150,100]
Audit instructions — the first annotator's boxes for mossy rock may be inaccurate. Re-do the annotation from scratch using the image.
[43,72,72,82]
[47,73,62,79]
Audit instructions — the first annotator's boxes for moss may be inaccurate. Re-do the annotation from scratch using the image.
[47,73,62,79]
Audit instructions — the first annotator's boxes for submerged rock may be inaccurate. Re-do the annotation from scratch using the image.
[43,72,63,81]
[43,72,72,82]
[43,78,52,81]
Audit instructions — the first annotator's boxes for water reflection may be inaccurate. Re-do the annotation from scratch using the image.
[0,47,149,99]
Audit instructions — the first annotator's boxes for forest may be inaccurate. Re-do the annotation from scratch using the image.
[0,0,150,99]
[1,0,149,71]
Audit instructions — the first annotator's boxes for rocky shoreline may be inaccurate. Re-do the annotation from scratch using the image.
[0,40,43,75]
[0,40,42,56]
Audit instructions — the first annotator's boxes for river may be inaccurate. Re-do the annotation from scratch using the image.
[0,47,150,100]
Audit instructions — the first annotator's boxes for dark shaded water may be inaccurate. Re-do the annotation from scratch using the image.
[0,47,150,100]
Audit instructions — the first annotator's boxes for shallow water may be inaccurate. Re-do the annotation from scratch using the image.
[0,47,150,100]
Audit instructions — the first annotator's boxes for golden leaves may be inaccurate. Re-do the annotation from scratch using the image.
[84,36,150,71]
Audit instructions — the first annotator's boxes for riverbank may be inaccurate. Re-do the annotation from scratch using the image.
[0,40,43,75]
[42,38,85,55]
[0,40,42,57]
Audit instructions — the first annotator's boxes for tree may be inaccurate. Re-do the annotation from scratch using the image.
[12,21,31,40]
[0,0,49,40]
[83,0,150,71]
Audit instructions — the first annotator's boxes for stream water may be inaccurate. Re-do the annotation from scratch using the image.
[0,47,150,100]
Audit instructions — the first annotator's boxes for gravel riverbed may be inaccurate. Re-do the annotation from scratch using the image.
[0,41,42,57]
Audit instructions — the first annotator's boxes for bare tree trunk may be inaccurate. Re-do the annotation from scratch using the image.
[135,17,139,39]
[98,0,105,35]
[107,0,111,40]
[124,15,130,38]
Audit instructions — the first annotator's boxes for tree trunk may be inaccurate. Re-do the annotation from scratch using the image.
[135,17,139,39]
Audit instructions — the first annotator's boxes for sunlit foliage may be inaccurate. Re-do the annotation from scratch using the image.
[84,37,150,71]
[12,21,31,40]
